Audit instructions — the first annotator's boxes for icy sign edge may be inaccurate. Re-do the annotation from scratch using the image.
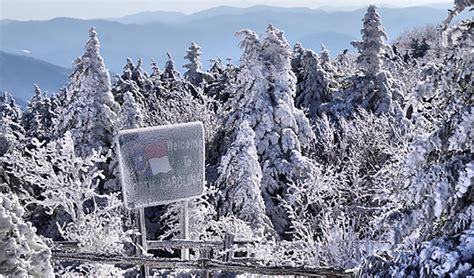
[116,121,205,209]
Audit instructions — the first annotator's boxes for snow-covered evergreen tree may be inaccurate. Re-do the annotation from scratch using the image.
[56,27,120,157]
[291,42,305,75]
[22,85,57,142]
[183,42,214,88]
[183,42,203,85]
[295,49,337,118]
[50,88,67,116]
[332,5,405,117]
[39,96,56,142]
[351,5,389,76]
[160,51,207,103]
[291,42,306,105]
[111,58,150,128]
[162,52,180,82]
[319,44,338,75]
[225,26,315,235]
[0,92,24,155]
[319,43,330,65]
[0,193,53,277]
[334,49,357,78]
[26,84,43,109]
[22,85,43,139]
[130,58,151,89]
[217,120,269,234]
[205,58,238,103]
[0,92,21,123]
[149,59,161,76]
[120,91,144,130]
[112,72,143,107]
[149,58,163,82]
[110,87,145,192]
[208,57,225,77]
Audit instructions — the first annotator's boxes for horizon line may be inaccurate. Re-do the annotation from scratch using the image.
[0,2,452,21]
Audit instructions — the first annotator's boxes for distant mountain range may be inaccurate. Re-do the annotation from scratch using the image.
[0,5,462,105]
[0,51,70,107]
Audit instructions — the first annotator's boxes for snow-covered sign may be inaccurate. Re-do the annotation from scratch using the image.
[116,122,205,209]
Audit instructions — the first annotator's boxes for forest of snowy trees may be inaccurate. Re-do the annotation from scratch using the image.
[0,1,472,276]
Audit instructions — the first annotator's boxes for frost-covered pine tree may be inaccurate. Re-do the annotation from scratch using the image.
[56,27,120,157]
[111,58,148,127]
[350,5,389,76]
[208,57,225,77]
[334,49,357,77]
[127,58,155,101]
[108,88,145,192]
[319,44,338,75]
[183,42,203,85]
[225,26,315,235]
[333,5,405,116]
[161,52,181,82]
[0,92,24,155]
[22,85,43,139]
[291,42,305,75]
[150,58,162,79]
[131,58,150,88]
[205,58,238,102]
[183,42,214,88]
[114,58,151,105]
[0,193,53,277]
[0,92,21,121]
[120,91,144,130]
[112,69,143,107]
[38,94,57,142]
[295,49,336,119]
[50,88,67,115]
[291,42,306,99]
[217,120,269,234]
[319,44,330,65]
[22,85,57,141]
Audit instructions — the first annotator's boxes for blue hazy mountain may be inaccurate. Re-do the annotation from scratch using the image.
[0,51,70,106]
[109,10,186,24]
[0,5,453,72]
[0,5,457,103]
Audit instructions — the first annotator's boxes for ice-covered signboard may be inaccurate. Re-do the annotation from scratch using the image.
[116,122,205,209]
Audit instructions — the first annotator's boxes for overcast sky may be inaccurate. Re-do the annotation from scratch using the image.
[1,0,452,20]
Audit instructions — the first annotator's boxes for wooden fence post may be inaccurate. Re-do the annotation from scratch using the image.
[181,200,190,260]
[223,233,235,262]
[136,208,150,277]
[199,248,211,278]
